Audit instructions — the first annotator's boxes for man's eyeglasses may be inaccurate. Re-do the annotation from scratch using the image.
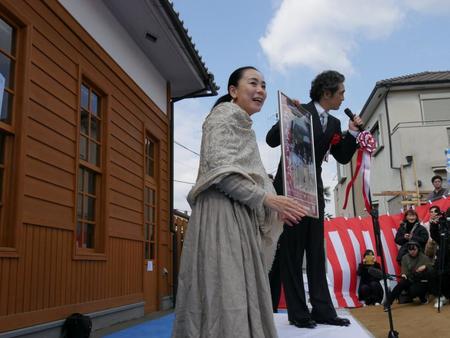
[430,210,439,214]
[407,246,418,251]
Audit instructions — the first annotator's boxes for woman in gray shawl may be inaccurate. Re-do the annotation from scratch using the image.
[172,67,306,338]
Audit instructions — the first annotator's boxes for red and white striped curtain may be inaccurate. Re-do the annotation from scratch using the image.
[325,197,450,308]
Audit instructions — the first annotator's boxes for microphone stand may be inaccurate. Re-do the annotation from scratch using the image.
[344,109,398,336]
[371,208,399,338]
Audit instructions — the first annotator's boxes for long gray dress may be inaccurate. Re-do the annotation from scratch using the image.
[172,102,282,338]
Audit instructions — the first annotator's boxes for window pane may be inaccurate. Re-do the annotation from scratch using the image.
[145,187,152,204]
[80,109,89,135]
[144,223,148,241]
[149,189,155,205]
[91,92,100,116]
[77,193,83,218]
[148,141,154,158]
[145,138,155,177]
[78,167,84,192]
[91,116,100,141]
[76,222,83,247]
[148,207,153,225]
[0,90,12,123]
[81,84,89,109]
[150,243,155,259]
[145,242,150,259]
[144,205,149,222]
[88,141,100,165]
[86,196,95,221]
[80,135,87,160]
[149,224,154,241]
[148,158,154,177]
[423,99,450,121]
[0,53,14,88]
[86,223,95,248]
[0,18,14,55]
[145,157,150,176]
[87,170,95,194]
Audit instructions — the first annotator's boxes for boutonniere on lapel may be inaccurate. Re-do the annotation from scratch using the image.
[330,133,342,146]
[323,133,342,162]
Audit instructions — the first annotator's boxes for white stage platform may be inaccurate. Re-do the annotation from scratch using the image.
[275,308,373,338]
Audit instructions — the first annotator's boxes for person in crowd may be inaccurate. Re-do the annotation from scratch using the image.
[395,209,429,264]
[357,249,384,306]
[266,70,363,329]
[171,66,307,338]
[427,175,448,201]
[384,241,433,311]
[429,206,450,308]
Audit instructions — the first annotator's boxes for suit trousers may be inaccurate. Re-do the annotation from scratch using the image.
[279,215,337,322]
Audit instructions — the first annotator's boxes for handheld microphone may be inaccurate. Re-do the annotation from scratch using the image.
[344,108,364,132]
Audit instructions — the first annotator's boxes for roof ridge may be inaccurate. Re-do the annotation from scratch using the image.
[377,70,450,85]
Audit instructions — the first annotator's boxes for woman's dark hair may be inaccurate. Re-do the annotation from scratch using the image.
[402,209,418,223]
[212,66,258,108]
[309,70,345,102]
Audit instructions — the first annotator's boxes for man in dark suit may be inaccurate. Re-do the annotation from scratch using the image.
[266,70,363,328]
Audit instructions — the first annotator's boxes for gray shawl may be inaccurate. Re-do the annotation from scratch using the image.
[187,102,283,271]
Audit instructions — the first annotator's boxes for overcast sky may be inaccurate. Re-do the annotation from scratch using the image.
[171,0,450,215]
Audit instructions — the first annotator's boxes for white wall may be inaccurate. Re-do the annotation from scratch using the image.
[59,0,167,113]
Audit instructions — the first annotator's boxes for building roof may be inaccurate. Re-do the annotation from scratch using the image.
[377,71,450,86]
[104,0,218,100]
[361,71,450,118]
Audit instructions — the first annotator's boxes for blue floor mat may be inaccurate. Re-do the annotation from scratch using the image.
[104,313,174,338]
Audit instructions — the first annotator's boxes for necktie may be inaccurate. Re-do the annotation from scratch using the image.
[320,112,328,132]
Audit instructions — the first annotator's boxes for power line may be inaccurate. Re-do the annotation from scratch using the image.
[174,141,200,156]
[174,179,195,185]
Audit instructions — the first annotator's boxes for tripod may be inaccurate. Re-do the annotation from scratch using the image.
[370,208,399,338]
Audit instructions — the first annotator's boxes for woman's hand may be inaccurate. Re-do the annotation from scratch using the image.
[264,194,307,226]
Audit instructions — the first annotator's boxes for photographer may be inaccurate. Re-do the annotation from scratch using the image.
[384,241,433,311]
[429,206,450,308]
[357,249,384,305]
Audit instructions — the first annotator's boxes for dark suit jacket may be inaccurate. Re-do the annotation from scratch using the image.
[266,101,358,211]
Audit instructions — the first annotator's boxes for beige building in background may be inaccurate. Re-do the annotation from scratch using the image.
[334,71,450,217]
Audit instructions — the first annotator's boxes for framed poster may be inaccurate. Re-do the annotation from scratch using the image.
[278,91,319,218]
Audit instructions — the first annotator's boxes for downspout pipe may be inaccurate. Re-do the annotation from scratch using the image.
[169,98,177,307]
[384,88,404,191]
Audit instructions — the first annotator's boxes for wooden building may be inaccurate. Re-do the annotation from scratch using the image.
[0,0,216,336]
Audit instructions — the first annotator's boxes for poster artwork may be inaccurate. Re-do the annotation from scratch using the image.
[278,91,319,218]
